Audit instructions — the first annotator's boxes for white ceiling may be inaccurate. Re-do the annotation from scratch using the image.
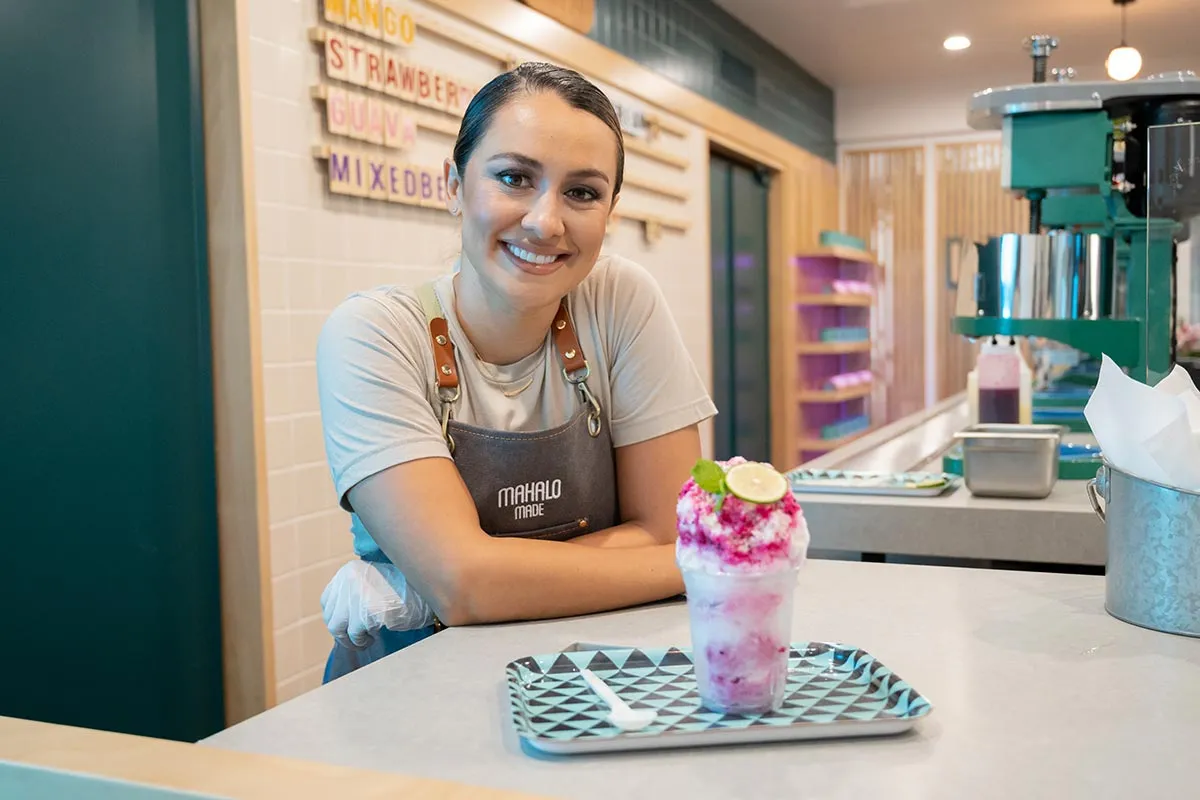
[713,0,1199,91]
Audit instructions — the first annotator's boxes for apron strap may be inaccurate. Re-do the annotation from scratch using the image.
[417,283,461,452]
[417,283,460,393]
[415,281,604,441]
[551,302,604,438]
[551,304,587,375]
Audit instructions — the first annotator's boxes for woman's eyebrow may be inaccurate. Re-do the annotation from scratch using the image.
[486,152,610,184]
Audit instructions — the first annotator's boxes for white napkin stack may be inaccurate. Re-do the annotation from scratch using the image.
[1084,355,1200,492]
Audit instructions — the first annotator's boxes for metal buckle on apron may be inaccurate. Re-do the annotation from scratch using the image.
[438,385,460,454]
[564,363,603,438]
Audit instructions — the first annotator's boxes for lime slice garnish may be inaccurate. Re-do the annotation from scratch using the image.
[908,477,947,489]
[724,462,788,504]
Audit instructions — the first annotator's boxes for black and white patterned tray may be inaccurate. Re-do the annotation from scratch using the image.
[787,468,960,497]
[506,642,933,754]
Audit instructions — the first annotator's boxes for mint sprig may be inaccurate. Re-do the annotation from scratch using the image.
[691,458,729,512]
[691,458,727,494]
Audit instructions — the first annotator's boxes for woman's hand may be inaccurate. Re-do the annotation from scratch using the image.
[321,560,435,649]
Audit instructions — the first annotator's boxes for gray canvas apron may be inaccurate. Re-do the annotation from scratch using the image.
[323,282,619,682]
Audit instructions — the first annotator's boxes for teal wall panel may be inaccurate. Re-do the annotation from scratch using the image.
[0,0,224,741]
[590,0,836,161]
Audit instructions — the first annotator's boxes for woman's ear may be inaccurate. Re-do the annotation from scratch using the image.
[608,192,621,223]
[444,158,462,217]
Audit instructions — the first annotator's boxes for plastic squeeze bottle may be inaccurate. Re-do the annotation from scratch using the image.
[1016,338,1033,424]
[967,365,980,426]
[977,337,1022,424]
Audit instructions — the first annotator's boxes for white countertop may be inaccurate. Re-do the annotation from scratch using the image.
[797,395,1106,565]
[203,560,1200,799]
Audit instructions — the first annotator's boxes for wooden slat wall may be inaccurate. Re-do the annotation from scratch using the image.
[842,148,925,424]
[935,142,1029,399]
[771,156,840,467]
[796,158,840,249]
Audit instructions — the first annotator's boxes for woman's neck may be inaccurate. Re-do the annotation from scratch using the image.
[452,267,560,366]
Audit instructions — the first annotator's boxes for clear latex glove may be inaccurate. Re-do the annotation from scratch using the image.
[320,560,435,651]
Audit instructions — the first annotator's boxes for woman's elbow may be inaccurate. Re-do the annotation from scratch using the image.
[632,516,678,546]
[425,554,490,627]
[432,599,482,628]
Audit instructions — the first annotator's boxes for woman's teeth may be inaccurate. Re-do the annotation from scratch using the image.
[506,243,560,265]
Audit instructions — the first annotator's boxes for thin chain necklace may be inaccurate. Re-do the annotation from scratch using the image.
[468,339,538,397]
[453,271,539,399]
[502,375,536,397]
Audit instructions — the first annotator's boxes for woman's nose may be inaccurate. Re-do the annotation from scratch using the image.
[522,192,565,239]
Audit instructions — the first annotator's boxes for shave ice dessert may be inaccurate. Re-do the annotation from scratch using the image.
[676,457,809,714]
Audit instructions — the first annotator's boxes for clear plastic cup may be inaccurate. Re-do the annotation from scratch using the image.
[681,566,799,714]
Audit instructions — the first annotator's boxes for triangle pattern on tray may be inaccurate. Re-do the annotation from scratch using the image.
[505,643,934,743]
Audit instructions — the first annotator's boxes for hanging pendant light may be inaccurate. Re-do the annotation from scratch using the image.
[1106,0,1142,81]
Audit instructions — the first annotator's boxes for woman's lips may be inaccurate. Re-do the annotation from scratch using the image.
[501,241,568,276]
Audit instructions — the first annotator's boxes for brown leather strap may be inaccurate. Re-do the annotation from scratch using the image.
[418,282,587,383]
[429,316,458,390]
[552,300,587,374]
[417,283,459,392]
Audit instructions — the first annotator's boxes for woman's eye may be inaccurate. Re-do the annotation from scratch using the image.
[498,171,530,188]
[567,187,601,202]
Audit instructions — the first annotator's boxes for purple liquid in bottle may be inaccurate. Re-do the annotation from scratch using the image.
[977,341,1022,424]
[979,388,1020,424]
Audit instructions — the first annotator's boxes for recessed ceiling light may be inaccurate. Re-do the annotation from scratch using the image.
[943,35,971,51]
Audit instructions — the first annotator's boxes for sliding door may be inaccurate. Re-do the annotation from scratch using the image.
[710,152,772,462]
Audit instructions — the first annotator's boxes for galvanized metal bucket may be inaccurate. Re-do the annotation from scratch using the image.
[1087,462,1200,637]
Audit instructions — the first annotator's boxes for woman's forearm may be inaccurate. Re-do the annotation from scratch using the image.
[569,521,674,549]
[444,536,683,625]
[350,459,685,628]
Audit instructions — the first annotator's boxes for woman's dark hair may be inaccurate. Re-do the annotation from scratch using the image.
[452,62,625,197]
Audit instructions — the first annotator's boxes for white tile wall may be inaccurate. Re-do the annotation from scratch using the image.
[245,0,712,702]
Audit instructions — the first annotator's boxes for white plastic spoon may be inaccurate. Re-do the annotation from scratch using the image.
[579,668,657,732]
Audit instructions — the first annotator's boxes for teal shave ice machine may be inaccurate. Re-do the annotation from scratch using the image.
[954,35,1200,391]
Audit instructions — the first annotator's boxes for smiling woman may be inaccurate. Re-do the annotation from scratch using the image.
[446,65,626,357]
[315,62,717,681]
